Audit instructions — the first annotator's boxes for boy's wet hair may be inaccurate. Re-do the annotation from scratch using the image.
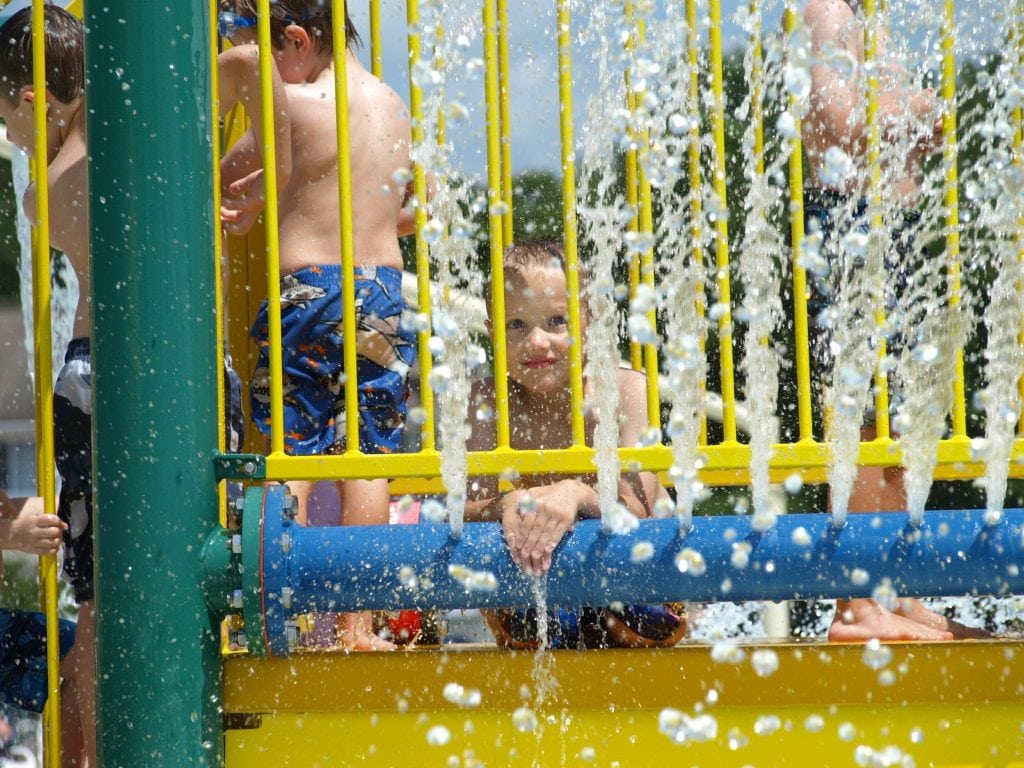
[489,240,590,309]
[231,0,361,54]
[0,6,84,106]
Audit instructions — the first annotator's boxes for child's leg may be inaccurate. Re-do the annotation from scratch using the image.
[336,478,395,651]
[61,602,94,767]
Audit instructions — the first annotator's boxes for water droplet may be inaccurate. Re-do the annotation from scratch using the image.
[862,638,893,670]
[730,541,752,569]
[804,714,825,733]
[790,526,811,546]
[850,568,870,586]
[447,564,498,592]
[675,548,706,576]
[630,541,655,563]
[512,707,537,733]
[426,725,451,746]
[710,642,745,664]
[837,721,856,742]
[421,499,447,523]
[442,682,482,708]
[750,648,779,677]
[754,714,781,736]
[783,473,804,494]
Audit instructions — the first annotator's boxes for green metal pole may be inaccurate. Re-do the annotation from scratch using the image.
[86,2,222,765]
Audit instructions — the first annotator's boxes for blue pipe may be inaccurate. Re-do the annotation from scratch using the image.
[237,486,1024,655]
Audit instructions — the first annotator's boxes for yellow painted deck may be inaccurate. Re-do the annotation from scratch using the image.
[224,640,1024,766]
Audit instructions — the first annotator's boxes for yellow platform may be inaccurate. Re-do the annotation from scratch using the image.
[224,640,1024,767]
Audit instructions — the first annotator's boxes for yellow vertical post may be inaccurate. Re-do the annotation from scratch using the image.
[636,18,662,429]
[708,0,737,443]
[686,0,708,444]
[406,0,436,451]
[483,0,510,448]
[255,0,287,455]
[210,0,228,523]
[784,1,813,443]
[556,0,586,447]
[29,1,61,762]
[941,0,967,439]
[370,0,383,78]
[332,0,362,453]
[623,0,643,371]
[497,0,514,245]
[1016,2,1024,435]
[29,3,61,765]
[862,0,892,442]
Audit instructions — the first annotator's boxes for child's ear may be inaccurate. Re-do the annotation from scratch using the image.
[20,87,35,104]
[282,23,311,53]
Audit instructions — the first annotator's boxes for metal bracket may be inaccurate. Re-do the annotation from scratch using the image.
[213,453,266,481]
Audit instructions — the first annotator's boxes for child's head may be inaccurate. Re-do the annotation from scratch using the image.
[0,6,84,106]
[493,241,586,396]
[228,1,361,54]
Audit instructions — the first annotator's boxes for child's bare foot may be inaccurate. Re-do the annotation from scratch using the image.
[337,611,397,651]
[893,598,992,639]
[828,599,954,642]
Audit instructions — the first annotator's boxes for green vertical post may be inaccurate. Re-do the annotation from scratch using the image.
[85,3,222,765]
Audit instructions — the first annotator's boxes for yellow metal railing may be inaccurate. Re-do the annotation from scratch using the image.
[215,0,1024,491]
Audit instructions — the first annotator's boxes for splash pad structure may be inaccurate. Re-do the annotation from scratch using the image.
[59,0,1024,765]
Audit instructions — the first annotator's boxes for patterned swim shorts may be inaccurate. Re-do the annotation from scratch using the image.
[250,265,417,455]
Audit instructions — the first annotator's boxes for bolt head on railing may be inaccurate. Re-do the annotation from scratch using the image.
[230,534,242,555]
[282,493,296,520]
[284,621,300,650]
[230,589,244,610]
[229,629,247,649]
[280,586,293,609]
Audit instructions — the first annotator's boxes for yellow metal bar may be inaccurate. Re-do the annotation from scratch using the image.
[862,0,895,441]
[483,0,510,448]
[556,0,586,447]
[370,0,383,78]
[783,2,813,442]
[256,0,287,454]
[406,0,436,452]
[1016,2,1024,434]
[941,0,968,438]
[623,0,642,371]
[497,0,514,245]
[211,0,228,525]
[708,0,737,443]
[259,434,1024,484]
[331,0,362,454]
[686,0,708,444]
[630,16,661,429]
[29,1,62,763]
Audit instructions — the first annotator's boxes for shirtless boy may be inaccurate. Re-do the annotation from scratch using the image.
[0,6,288,763]
[803,0,985,641]
[219,0,418,650]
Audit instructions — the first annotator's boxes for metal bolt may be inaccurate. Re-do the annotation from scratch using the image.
[242,461,258,476]
[280,533,291,553]
[233,496,245,515]
[230,589,244,610]
[282,493,297,519]
[229,629,248,649]
[231,534,242,554]
[280,586,293,609]
[284,620,300,649]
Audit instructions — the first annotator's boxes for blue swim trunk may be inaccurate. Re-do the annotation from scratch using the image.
[0,610,75,713]
[250,265,417,456]
[53,338,94,604]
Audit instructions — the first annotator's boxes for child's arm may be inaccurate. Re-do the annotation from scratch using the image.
[217,44,291,235]
[0,492,65,557]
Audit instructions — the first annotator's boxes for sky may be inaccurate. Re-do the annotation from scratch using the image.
[350,0,1011,178]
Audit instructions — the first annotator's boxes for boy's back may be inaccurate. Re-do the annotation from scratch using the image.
[222,17,412,275]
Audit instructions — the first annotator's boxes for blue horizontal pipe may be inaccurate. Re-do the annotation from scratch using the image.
[255,487,1024,637]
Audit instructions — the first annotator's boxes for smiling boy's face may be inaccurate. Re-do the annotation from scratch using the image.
[501,265,583,396]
